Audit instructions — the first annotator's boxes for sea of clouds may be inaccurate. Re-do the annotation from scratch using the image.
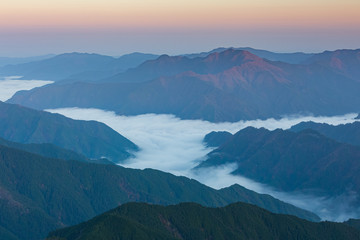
[2,76,360,221]
[0,76,53,101]
[47,107,360,221]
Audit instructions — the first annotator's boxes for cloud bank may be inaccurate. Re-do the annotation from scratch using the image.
[47,107,360,221]
[0,76,53,101]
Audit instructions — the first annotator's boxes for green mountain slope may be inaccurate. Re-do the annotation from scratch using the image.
[0,101,138,162]
[0,144,318,240]
[345,219,360,231]
[47,202,360,240]
[0,137,88,162]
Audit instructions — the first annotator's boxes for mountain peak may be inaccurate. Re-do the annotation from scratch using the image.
[204,49,262,64]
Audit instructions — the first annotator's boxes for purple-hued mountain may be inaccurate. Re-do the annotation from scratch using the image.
[103,49,267,83]
[304,49,360,81]
[8,48,360,122]
[184,47,315,64]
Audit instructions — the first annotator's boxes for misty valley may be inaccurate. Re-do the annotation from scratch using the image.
[0,47,360,240]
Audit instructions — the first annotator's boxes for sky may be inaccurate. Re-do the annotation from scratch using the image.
[0,0,359,56]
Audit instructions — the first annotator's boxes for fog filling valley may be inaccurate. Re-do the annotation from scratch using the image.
[0,77,53,101]
[1,78,359,222]
[48,107,360,221]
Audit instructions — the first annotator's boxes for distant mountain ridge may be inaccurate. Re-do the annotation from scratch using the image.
[0,101,138,162]
[47,202,360,240]
[0,52,158,81]
[103,49,266,83]
[0,54,55,67]
[8,48,360,122]
[304,49,360,81]
[0,144,318,240]
[184,47,315,64]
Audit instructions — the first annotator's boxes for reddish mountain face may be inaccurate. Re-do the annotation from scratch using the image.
[8,49,360,122]
[105,49,267,83]
[304,49,360,81]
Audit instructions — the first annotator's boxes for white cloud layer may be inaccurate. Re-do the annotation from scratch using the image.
[0,77,53,101]
[47,107,360,221]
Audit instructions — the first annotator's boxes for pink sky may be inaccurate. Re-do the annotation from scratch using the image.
[0,0,359,56]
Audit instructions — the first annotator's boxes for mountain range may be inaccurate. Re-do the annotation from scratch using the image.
[7,48,360,122]
[0,52,158,81]
[184,47,315,64]
[198,127,360,199]
[0,143,318,240]
[0,54,55,67]
[1,46,360,239]
[47,202,360,240]
[290,121,360,147]
[0,101,137,162]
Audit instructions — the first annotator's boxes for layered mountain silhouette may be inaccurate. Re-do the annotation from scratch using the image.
[290,121,360,147]
[0,144,318,240]
[185,47,314,64]
[47,202,360,240]
[0,54,55,67]
[0,52,158,81]
[103,49,268,83]
[8,49,360,122]
[0,101,137,162]
[198,127,360,198]
[304,49,360,81]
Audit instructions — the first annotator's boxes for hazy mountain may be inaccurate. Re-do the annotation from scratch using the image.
[304,49,360,81]
[203,131,233,147]
[0,144,318,240]
[0,54,55,67]
[61,52,159,83]
[8,49,360,122]
[198,127,360,197]
[0,101,138,162]
[185,47,314,64]
[0,53,115,80]
[47,202,359,240]
[290,121,360,147]
[0,52,158,82]
[104,49,263,83]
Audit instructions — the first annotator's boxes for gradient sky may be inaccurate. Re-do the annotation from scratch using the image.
[0,0,359,56]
